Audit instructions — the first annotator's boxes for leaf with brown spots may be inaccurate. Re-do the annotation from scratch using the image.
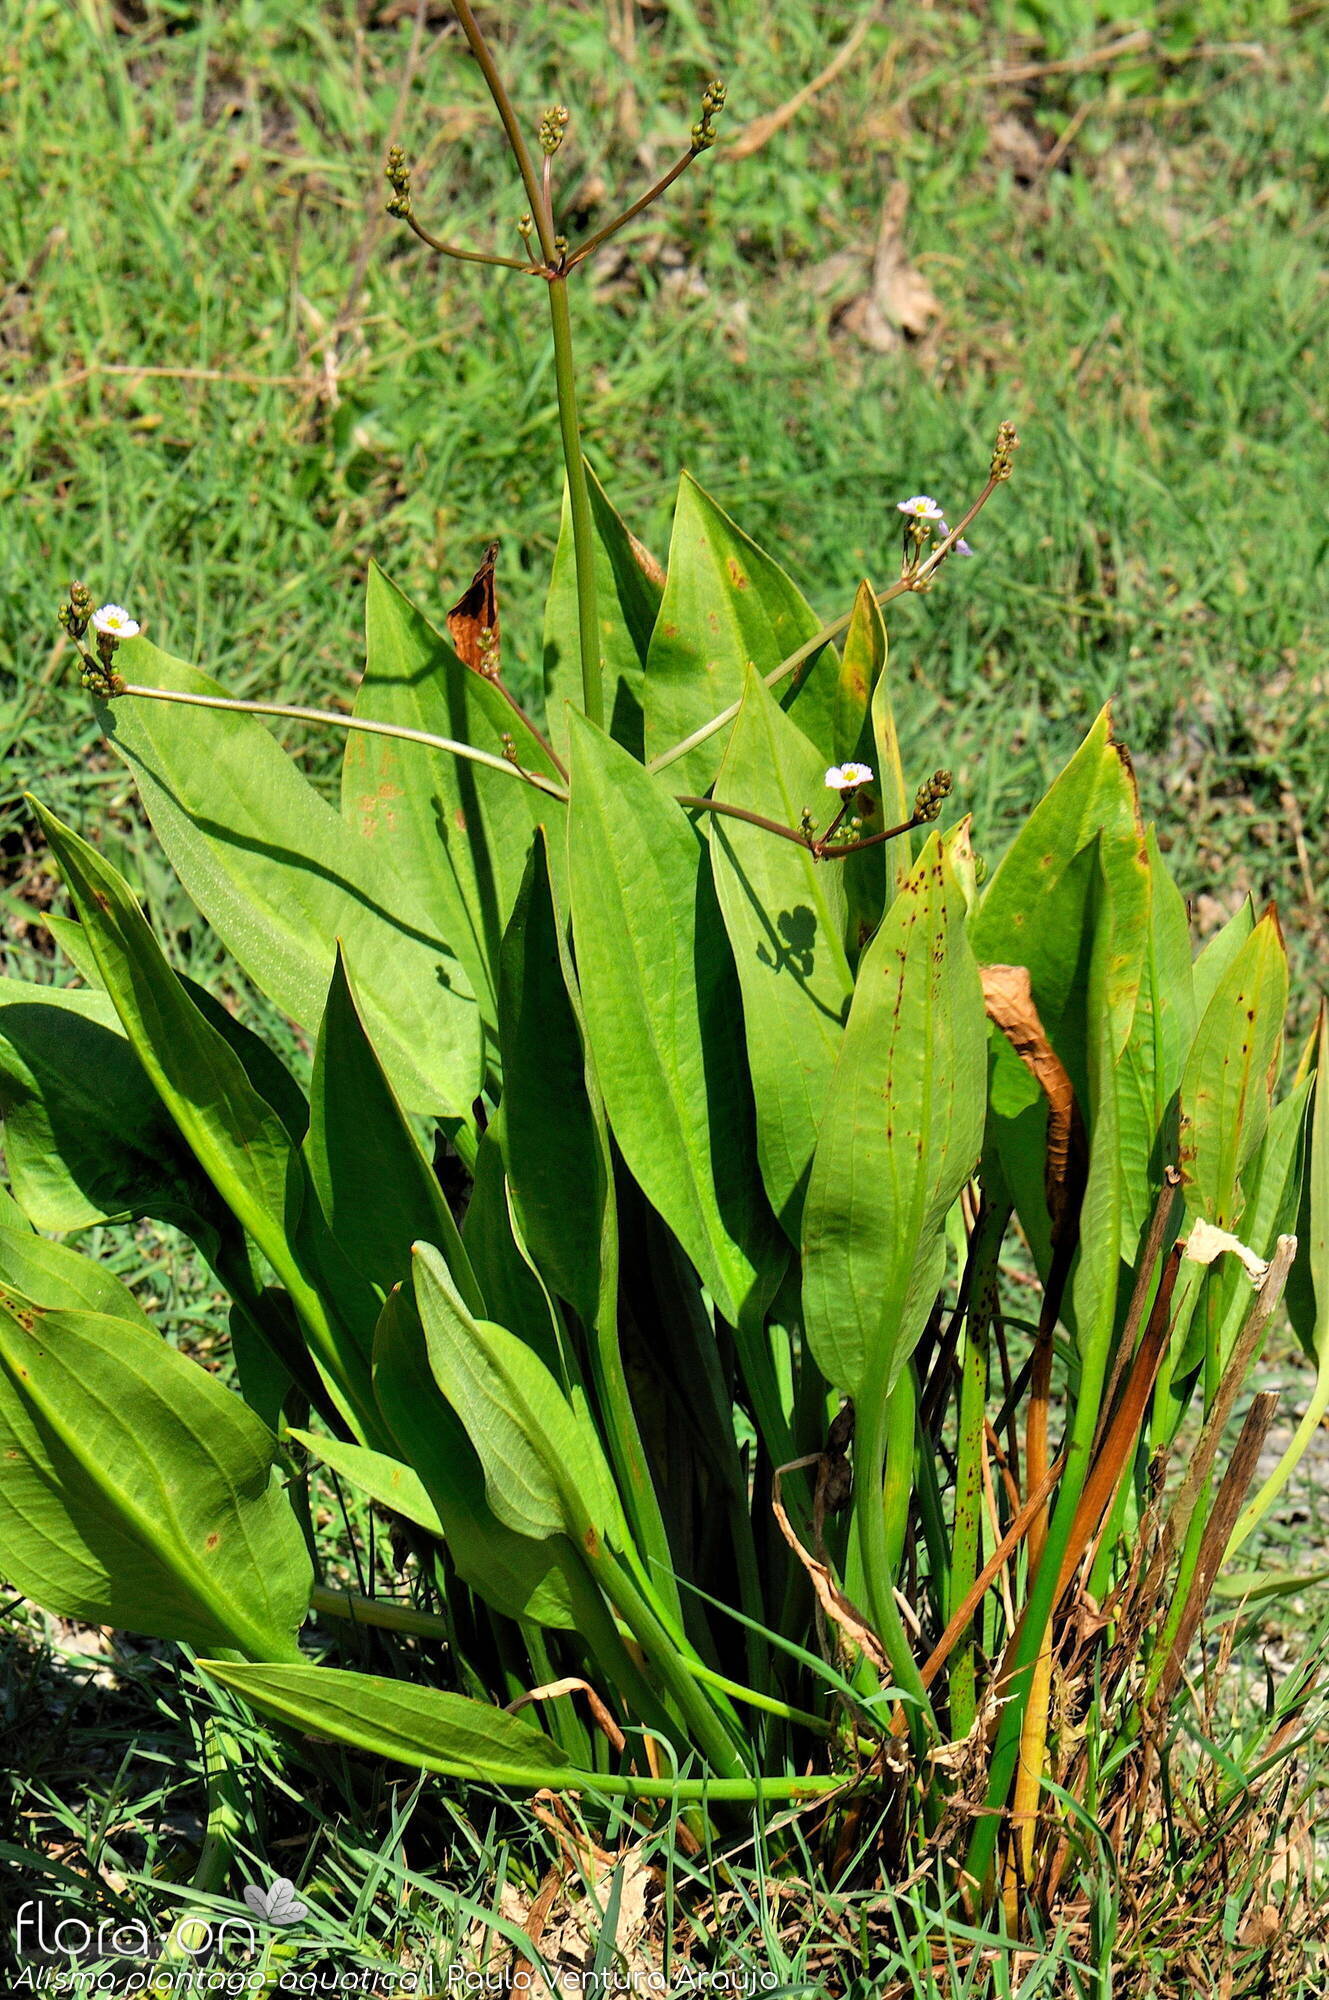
[0,1293,310,1657]
[802,826,987,1405]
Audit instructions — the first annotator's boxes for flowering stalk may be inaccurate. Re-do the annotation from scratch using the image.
[445,1,604,728]
[648,435,1017,778]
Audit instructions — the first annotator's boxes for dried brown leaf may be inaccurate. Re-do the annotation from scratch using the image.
[446,540,500,675]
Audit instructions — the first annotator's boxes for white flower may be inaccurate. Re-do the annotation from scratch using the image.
[938,519,974,555]
[825,761,874,792]
[91,604,140,640]
[896,495,944,521]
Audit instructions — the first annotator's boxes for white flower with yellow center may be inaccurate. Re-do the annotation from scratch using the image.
[91,604,140,640]
[896,495,944,522]
[825,762,874,793]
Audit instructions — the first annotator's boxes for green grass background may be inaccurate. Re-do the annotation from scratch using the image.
[3,0,1327,1005]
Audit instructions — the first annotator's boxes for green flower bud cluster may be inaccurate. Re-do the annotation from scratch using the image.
[990,420,1019,482]
[538,104,569,156]
[57,580,94,642]
[692,79,726,152]
[385,144,412,220]
[913,769,953,823]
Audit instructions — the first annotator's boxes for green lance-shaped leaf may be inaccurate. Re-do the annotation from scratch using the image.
[0,978,215,1235]
[1114,828,1196,1247]
[286,1429,442,1538]
[31,802,376,1440]
[642,472,838,790]
[95,633,481,1122]
[1179,909,1288,1230]
[49,908,312,1147]
[970,709,1149,1283]
[968,842,1139,1891]
[565,716,783,1332]
[0,1224,156,1329]
[345,564,566,1043]
[0,1290,310,1659]
[801,828,987,1403]
[199,1663,575,1789]
[1192,896,1255,1019]
[497,832,678,1603]
[1231,1006,1329,1550]
[372,1284,578,1629]
[306,946,481,1315]
[833,580,905,952]
[972,705,1149,1082]
[413,1242,626,1554]
[544,466,663,761]
[199,1659,837,1802]
[709,664,852,1239]
[497,832,605,1326]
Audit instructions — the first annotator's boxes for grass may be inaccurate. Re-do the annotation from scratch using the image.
[3,0,1329,1989]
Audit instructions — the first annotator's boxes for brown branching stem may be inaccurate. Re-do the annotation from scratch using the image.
[678,795,926,861]
[400,210,544,274]
[566,148,701,269]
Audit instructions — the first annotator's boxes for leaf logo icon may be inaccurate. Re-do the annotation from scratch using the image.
[242,1877,308,1925]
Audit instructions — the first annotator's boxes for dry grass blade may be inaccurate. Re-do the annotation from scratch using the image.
[773,1456,890,1676]
[1154,1390,1279,1708]
[506,1677,627,1755]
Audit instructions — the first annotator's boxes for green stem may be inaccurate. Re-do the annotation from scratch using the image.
[118,684,567,801]
[450,1,552,253]
[592,1548,748,1779]
[949,1201,1008,1740]
[546,273,603,726]
[312,1583,456,1637]
[854,1395,936,1749]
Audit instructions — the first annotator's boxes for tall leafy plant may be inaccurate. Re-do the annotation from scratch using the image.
[4,10,1324,1924]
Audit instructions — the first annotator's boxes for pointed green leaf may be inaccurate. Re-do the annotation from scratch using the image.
[642,473,835,790]
[497,833,604,1324]
[1179,911,1288,1229]
[306,947,480,1314]
[1115,829,1196,1242]
[31,801,376,1440]
[802,830,987,1403]
[0,1293,309,1658]
[0,979,212,1234]
[345,565,565,1040]
[1192,897,1255,1019]
[199,1662,575,1788]
[286,1429,442,1538]
[96,634,481,1119]
[0,1225,155,1328]
[566,716,782,1329]
[543,466,663,760]
[709,665,852,1237]
[413,1242,625,1553]
[372,1284,578,1629]
[973,706,1149,1071]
